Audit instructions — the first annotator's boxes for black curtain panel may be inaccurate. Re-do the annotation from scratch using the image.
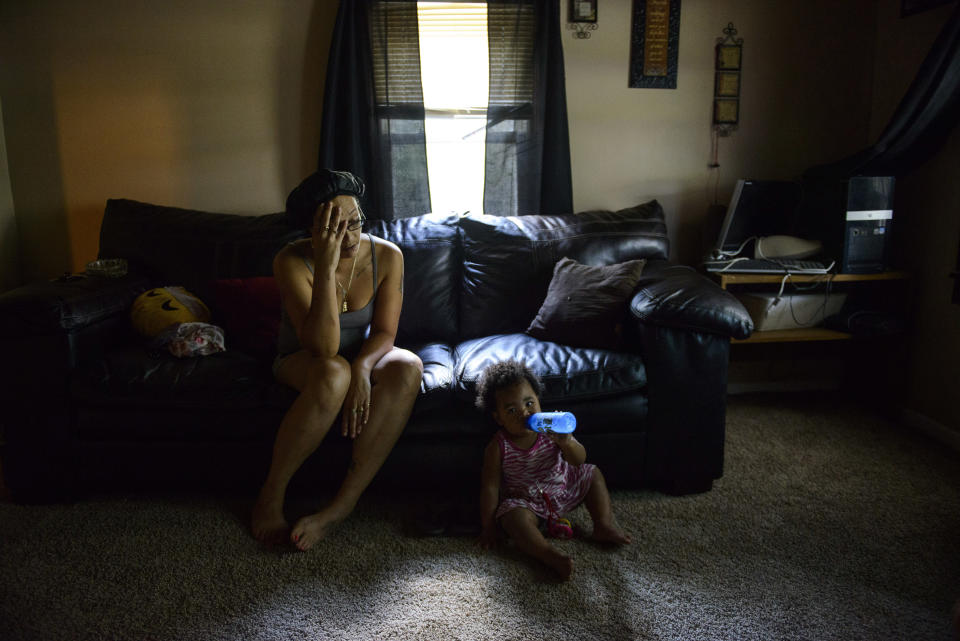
[806,3,960,178]
[319,0,431,221]
[319,0,572,219]
[484,0,573,216]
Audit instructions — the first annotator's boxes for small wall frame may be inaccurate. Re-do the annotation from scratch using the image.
[567,0,599,39]
[713,23,743,129]
[570,0,597,22]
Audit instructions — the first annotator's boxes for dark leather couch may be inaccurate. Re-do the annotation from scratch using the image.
[0,198,753,502]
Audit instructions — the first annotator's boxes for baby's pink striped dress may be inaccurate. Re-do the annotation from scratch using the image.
[494,430,597,521]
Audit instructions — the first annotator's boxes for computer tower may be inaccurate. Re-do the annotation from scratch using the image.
[797,176,894,273]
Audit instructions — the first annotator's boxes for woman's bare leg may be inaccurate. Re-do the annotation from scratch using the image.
[583,468,631,544]
[500,507,573,580]
[291,348,422,550]
[252,352,351,545]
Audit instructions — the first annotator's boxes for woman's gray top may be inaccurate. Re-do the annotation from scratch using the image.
[275,236,379,364]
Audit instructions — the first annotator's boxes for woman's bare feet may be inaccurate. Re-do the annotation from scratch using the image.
[290,505,350,551]
[252,493,289,546]
[591,521,632,545]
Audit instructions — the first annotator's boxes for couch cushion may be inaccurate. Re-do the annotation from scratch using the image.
[411,342,456,415]
[71,346,272,410]
[210,277,282,364]
[453,333,647,405]
[367,214,460,344]
[459,202,668,339]
[527,257,646,350]
[99,199,303,306]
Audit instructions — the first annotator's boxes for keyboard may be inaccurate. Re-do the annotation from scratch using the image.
[703,258,830,274]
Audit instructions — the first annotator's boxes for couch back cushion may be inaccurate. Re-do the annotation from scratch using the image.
[367,214,460,344]
[458,201,668,339]
[99,199,302,306]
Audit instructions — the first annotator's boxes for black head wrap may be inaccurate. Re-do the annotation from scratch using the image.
[285,169,366,230]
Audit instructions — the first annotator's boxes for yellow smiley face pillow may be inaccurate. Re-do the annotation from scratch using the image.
[130,286,212,337]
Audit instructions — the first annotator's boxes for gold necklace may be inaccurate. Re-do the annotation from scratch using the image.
[336,245,360,314]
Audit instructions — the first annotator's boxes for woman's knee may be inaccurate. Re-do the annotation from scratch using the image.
[377,350,423,396]
[302,355,351,400]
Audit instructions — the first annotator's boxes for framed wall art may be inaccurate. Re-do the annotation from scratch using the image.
[713,23,743,130]
[567,0,599,38]
[570,0,597,23]
[628,0,681,89]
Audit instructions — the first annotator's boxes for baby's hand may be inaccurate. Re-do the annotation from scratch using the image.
[549,432,570,445]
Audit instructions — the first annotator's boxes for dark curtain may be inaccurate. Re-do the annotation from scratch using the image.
[319,0,431,221]
[805,3,960,178]
[319,0,572,219]
[484,0,573,215]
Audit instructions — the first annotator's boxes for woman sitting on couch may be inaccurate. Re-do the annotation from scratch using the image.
[252,169,423,551]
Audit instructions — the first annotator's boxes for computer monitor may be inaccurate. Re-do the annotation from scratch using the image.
[713,179,802,257]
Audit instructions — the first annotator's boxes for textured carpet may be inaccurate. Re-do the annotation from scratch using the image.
[1,393,958,641]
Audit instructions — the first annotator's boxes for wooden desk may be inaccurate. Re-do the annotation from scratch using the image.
[711,270,909,344]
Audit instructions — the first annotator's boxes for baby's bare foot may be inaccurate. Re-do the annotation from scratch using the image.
[591,521,631,545]
[252,494,289,546]
[290,506,348,551]
[547,551,574,581]
[539,547,574,581]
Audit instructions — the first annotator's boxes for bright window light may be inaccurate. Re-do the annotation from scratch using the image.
[417,2,488,216]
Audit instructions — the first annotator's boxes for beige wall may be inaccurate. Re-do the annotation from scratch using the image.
[1,0,880,284]
[565,0,876,262]
[871,0,960,435]
[0,0,336,282]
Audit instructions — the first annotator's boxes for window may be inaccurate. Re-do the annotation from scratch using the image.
[321,0,571,221]
[417,3,488,215]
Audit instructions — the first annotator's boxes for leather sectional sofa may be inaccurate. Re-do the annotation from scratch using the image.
[0,198,753,502]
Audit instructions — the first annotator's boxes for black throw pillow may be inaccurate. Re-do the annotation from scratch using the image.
[526,256,646,350]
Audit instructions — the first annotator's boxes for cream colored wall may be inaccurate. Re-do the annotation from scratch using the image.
[1,0,881,287]
[871,0,960,435]
[564,0,876,262]
[0,0,336,282]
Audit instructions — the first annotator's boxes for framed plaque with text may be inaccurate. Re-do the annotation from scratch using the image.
[629,0,681,89]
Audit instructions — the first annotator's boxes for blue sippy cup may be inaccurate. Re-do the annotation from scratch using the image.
[526,411,577,434]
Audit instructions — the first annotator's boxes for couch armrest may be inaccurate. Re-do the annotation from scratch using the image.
[0,273,150,501]
[0,272,150,378]
[629,261,753,340]
[0,272,150,334]
[631,322,731,493]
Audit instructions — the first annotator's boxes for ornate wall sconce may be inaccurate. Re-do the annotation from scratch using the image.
[567,0,598,39]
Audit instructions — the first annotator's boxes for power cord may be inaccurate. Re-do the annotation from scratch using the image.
[763,272,839,326]
[711,236,757,263]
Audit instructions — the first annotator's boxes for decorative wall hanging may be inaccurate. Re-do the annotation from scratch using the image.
[628,0,681,89]
[713,22,743,134]
[567,0,598,39]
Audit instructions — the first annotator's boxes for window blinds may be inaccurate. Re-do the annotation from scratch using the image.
[370,1,534,110]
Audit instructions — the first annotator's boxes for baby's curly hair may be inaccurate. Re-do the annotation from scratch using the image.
[474,359,543,414]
